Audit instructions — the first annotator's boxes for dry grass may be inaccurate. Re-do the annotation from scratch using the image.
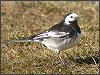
[1,1,99,74]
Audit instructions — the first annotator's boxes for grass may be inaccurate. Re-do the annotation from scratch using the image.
[1,1,99,74]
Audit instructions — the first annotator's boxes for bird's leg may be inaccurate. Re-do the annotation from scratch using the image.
[57,51,65,65]
[57,52,71,68]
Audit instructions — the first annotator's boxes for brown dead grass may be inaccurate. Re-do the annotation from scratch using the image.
[1,1,99,74]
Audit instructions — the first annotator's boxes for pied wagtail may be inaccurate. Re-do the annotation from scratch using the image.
[2,13,81,65]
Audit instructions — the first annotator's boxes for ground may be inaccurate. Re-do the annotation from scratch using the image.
[1,1,99,74]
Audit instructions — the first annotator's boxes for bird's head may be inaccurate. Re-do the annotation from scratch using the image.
[64,13,79,25]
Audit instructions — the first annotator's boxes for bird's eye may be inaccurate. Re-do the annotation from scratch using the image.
[70,16,73,18]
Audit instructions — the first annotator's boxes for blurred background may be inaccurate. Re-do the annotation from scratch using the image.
[1,1,99,74]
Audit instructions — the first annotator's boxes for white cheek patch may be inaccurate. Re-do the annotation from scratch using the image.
[64,17,71,25]
[64,13,78,25]
[64,15,74,25]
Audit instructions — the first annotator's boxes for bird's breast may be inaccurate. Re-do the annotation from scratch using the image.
[62,33,81,50]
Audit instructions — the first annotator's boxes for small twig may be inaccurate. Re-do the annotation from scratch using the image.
[86,42,97,65]
[92,56,97,65]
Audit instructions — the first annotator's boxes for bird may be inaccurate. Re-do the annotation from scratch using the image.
[2,12,81,65]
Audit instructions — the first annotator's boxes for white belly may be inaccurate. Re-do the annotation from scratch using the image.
[42,33,81,52]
